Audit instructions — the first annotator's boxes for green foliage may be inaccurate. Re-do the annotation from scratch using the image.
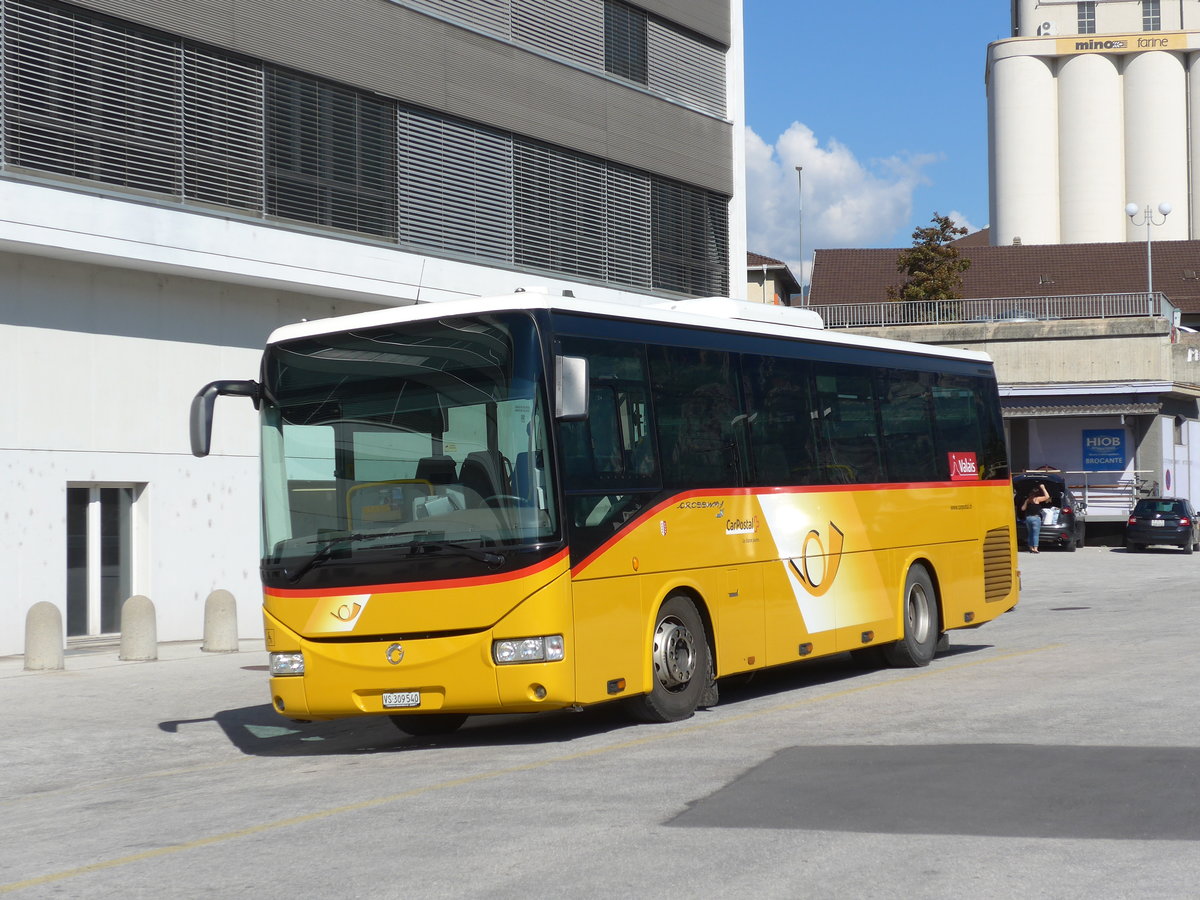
[886,213,971,303]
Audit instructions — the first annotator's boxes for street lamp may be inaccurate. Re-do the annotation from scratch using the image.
[1126,201,1171,313]
[795,165,804,302]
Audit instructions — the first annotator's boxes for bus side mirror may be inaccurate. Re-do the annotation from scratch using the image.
[190,380,260,458]
[555,356,588,421]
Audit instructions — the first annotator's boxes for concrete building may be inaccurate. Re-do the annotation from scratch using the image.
[990,0,1200,246]
[0,0,746,656]
[808,240,1200,524]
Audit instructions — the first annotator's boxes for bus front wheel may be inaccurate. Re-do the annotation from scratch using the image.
[628,595,711,723]
[881,564,940,668]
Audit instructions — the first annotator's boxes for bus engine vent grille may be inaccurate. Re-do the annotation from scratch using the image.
[982,526,1013,602]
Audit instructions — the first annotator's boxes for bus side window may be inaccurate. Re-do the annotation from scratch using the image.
[649,346,744,488]
[932,374,1008,480]
[813,364,884,485]
[742,354,819,486]
[557,338,660,493]
[878,370,937,483]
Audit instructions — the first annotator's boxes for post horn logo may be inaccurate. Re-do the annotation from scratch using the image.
[386,643,405,665]
[791,521,845,598]
[331,602,362,622]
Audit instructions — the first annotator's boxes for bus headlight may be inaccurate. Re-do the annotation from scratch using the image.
[493,635,564,665]
[269,652,305,676]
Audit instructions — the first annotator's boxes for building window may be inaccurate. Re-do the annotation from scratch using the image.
[66,485,141,638]
[1143,0,1161,31]
[605,0,648,84]
[0,0,729,296]
[1078,2,1096,34]
[265,69,397,238]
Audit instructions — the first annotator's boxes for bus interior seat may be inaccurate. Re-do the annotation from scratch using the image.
[459,450,509,506]
[415,455,457,485]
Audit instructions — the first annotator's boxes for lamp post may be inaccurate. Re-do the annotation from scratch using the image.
[795,165,804,302]
[1125,201,1171,314]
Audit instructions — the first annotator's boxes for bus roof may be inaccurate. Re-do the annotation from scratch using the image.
[266,290,994,366]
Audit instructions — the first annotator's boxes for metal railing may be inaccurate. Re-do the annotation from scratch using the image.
[1054,469,1158,523]
[807,292,1178,329]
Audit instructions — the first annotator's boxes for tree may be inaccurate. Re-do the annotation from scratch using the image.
[886,213,971,303]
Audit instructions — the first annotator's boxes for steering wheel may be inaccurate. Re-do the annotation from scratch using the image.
[484,494,532,508]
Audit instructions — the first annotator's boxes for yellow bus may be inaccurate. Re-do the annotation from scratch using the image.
[191,292,1018,735]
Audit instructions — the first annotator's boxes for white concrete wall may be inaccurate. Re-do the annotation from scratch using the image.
[1162,417,1200,500]
[1016,0,1198,36]
[0,158,741,656]
[0,248,390,657]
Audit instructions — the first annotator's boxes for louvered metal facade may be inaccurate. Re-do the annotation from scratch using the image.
[0,0,730,296]
[402,0,725,118]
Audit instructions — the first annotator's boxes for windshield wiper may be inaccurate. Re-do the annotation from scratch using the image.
[413,540,505,567]
[282,530,504,583]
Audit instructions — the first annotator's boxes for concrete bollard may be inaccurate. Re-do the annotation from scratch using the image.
[202,589,238,653]
[119,594,158,661]
[24,602,64,671]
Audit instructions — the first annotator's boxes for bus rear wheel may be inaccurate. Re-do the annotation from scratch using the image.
[389,713,468,737]
[628,595,711,723]
[881,564,940,668]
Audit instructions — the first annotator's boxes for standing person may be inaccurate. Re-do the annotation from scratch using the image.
[1021,483,1051,553]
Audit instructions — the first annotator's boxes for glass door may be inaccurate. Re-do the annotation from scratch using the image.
[66,485,138,637]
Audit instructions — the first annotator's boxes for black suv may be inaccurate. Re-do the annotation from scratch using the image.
[1125,498,1200,554]
[1013,471,1086,552]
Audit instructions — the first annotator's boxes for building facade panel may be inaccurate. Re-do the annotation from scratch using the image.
[0,0,744,657]
[60,0,733,194]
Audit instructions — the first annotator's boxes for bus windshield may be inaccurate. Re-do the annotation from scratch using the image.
[259,312,557,582]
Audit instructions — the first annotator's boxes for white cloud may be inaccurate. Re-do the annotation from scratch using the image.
[745,122,940,284]
[944,210,979,236]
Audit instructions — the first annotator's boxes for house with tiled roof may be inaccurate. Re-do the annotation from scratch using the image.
[747,251,801,305]
[809,239,1200,319]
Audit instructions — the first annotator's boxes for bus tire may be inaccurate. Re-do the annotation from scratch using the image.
[628,595,710,723]
[881,564,939,668]
[389,713,468,737]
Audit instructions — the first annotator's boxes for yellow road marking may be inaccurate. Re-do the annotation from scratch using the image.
[0,643,1059,894]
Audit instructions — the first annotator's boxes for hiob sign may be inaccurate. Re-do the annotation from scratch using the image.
[1082,429,1125,471]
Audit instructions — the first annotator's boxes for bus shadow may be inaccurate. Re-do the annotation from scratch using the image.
[161,643,994,756]
[711,641,993,707]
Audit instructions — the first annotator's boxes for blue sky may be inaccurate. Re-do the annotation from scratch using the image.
[743,2,1013,280]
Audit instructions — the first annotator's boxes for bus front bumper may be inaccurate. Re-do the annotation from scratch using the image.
[264,611,576,720]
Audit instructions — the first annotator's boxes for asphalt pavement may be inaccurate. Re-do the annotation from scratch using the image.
[3,544,1200,898]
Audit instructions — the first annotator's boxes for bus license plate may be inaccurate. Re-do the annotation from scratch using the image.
[383,691,421,708]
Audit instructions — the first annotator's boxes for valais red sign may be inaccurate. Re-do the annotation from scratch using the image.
[948,451,978,481]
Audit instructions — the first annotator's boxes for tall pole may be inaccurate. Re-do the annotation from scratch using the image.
[795,165,803,303]
[1126,201,1171,315]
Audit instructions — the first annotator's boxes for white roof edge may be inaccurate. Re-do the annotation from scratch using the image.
[1000,382,1175,397]
[266,292,995,365]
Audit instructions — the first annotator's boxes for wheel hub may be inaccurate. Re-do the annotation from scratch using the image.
[907,583,931,644]
[652,617,696,690]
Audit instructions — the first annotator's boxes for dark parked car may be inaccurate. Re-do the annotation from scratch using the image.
[1013,471,1086,551]
[1125,498,1200,554]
